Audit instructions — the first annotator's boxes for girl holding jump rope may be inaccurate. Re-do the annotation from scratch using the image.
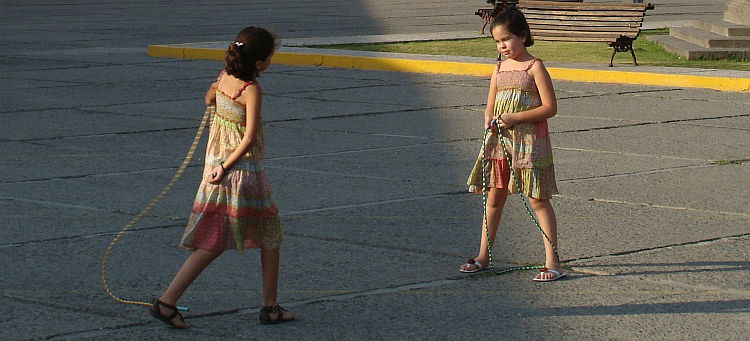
[461,7,565,282]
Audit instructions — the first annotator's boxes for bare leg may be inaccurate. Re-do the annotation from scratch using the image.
[528,197,561,280]
[461,187,509,271]
[261,250,294,320]
[157,248,221,328]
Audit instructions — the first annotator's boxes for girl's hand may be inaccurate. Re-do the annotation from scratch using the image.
[484,117,498,133]
[208,165,225,184]
[497,113,517,129]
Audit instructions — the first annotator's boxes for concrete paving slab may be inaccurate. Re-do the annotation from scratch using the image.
[554,123,749,161]
[0,136,205,186]
[0,296,136,341]
[551,194,750,260]
[569,235,750,287]
[556,92,750,126]
[551,147,708,188]
[0,200,128,244]
[559,164,750,214]
[79,272,750,340]
[0,109,196,141]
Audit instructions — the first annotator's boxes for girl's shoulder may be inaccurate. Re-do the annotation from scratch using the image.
[233,81,262,107]
[526,58,550,77]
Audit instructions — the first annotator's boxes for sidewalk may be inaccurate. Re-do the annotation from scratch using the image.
[1,1,748,340]
[147,31,750,92]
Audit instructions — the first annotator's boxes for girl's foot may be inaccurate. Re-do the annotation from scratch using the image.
[259,304,295,324]
[149,299,189,329]
[459,258,490,273]
[533,267,566,282]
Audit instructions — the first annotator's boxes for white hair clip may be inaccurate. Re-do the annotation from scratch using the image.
[234,42,244,47]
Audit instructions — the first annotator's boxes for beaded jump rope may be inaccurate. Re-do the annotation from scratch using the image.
[479,119,561,275]
[101,105,215,311]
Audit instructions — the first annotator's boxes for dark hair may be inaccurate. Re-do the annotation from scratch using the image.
[225,26,279,81]
[489,7,534,48]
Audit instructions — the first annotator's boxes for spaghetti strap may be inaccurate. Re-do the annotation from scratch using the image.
[232,80,255,100]
[525,58,539,71]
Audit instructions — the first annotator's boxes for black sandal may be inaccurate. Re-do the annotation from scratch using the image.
[149,299,189,329]
[259,304,295,324]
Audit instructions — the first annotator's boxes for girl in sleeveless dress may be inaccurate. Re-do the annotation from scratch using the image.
[149,26,294,328]
[460,8,565,282]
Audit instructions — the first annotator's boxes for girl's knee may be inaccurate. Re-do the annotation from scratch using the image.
[528,197,550,210]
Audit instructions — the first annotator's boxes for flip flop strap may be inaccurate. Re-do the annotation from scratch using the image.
[156,300,180,320]
[541,268,561,276]
[262,304,285,322]
[467,259,485,269]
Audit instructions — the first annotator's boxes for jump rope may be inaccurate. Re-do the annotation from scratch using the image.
[101,105,215,312]
[479,119,560,275]
[100,106,560,310]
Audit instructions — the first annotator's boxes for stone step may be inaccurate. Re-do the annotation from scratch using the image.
[724,11,750,26]
[694,17,750,37]
[670,26,750,48]
[646,34,750,60]
[725,1,750,25]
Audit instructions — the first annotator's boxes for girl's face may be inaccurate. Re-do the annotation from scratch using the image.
[256,51,274,72]
[491,25,527,60]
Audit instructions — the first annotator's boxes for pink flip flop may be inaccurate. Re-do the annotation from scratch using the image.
[532,267,566,282]
[459,259,489,273]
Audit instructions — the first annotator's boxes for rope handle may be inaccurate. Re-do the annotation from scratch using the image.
[101,105,215,310]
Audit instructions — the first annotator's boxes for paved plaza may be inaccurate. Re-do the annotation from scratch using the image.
[1,1,748,340]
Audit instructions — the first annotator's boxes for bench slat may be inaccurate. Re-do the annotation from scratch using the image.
[522,9,646,17]
[534,36,625,42]
[528,20,642,28]
[532,29,638,39]
[519,0,652,10]
[530,24,641,33]
[520,4,647,12]
[526,15,644,24]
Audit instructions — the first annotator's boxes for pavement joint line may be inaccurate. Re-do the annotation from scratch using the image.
[587,197,750,218]
[0,222,183,250]
[265,165,409,182]
[553,146,712,162]
[0,126,198,143]
[283,192,458,216]
[0,292,149,328]
[553,113,750,134]
[566,233,750,265]
[268,140,450,161]
[640,278,750,298]
[147,43,750,92]
[558,163,717,184]
[284,231,468,260]
[231,278,464,315]
[0,193,112,212]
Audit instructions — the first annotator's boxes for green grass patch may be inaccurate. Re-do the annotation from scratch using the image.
[310,30,750,71]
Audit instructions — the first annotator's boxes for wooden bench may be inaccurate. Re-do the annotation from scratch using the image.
[475,1,654,67]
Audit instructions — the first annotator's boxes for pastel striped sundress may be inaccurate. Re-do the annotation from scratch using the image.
[181,73,283,252]
[467,59,559,199]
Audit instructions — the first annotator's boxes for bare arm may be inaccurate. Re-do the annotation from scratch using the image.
[485,65,499,131]
[207,84,262,184]
[497,60,557,129]
[205,82,217,106]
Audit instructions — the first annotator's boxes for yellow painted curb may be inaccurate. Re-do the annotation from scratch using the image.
[147,44,750,92]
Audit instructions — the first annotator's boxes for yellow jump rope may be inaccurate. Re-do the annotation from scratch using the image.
[101,105,215,312]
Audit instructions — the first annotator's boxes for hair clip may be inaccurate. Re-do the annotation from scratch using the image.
[234,42,244,47]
